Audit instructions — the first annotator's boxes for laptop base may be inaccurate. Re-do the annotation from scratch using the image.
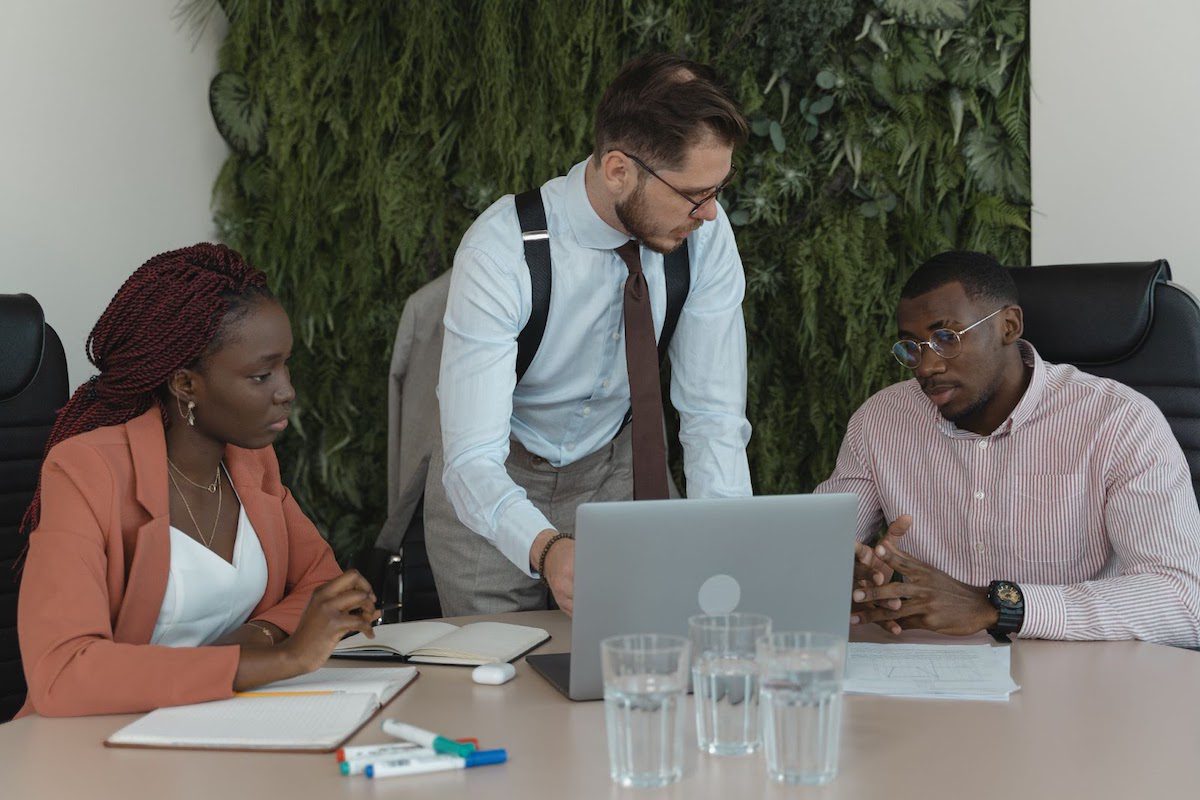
[526,652,580,700]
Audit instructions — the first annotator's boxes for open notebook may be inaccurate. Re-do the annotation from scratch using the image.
[105,666,417,752]
[333,620,549,665]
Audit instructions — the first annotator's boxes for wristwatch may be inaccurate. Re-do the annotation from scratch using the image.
[986,581,1025,642]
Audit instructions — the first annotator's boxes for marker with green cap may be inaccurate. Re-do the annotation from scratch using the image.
[382,720,477,757]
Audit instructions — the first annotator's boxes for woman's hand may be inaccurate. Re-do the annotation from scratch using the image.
[232,569,382,691]
[279,570,381,673]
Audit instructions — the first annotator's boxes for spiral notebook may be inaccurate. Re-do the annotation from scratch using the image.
[333,620,550,665]
[105,666,417,752]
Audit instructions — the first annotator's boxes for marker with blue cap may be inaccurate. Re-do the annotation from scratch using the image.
[365,749,508,779]
[339,745,437,776]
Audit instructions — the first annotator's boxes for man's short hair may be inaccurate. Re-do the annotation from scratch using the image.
[593,53,748,171]
[901,251,1020,307]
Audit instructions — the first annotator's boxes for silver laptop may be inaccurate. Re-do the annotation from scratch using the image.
[527,493,857,700]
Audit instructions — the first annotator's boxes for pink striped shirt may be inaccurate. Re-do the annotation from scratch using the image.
[816,341,1200,647]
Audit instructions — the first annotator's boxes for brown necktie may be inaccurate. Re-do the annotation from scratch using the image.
[615,241,670,500]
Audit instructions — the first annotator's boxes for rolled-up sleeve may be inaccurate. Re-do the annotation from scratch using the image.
[247,448,341,633]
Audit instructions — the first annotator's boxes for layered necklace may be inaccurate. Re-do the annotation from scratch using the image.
[167,458,225,549]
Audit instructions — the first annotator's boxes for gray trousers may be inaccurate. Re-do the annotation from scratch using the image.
[425,427,636,617]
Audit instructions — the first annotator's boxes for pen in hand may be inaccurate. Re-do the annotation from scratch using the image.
[362,602,401,626]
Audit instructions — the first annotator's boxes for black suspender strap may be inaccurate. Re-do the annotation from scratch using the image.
[514,189,552,384]
[513,186,691,384]
[659,240,690,363]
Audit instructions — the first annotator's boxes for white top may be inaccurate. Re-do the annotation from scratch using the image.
[440,158,754,576]
[150,504,269,647]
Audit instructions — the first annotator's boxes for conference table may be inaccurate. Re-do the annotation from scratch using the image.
[2,610,1198,799]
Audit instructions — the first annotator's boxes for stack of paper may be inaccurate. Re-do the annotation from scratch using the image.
[843,643,1020,702]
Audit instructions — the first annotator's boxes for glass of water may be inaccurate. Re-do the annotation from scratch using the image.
[688,613,772,756]
[756,631,847,786]
[601,634,690,788]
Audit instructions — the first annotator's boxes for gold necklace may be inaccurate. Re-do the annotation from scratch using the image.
[167,457,220,493]
[168,463,223,549]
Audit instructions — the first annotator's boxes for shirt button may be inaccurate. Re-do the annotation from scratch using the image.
[975,542,986,553]
[973,491,985,500]
[977,440,989,449]
[602,380,610,389]
[565,442,574,452]
[582,406,591,417]
[611,332,620,341]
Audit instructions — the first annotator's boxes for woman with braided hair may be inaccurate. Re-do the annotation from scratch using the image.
[16,243,380,718]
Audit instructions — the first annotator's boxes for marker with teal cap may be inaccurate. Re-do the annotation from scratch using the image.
[382,719,477,757]
[340,744,436,776]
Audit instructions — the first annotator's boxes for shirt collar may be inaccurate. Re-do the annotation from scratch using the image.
[563,158,633,250]
[1003,339,1046,433]
[931,339,1045,439]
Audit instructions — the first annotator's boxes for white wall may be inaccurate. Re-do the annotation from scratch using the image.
[1031,0,1200,293]
[0,1,228,388]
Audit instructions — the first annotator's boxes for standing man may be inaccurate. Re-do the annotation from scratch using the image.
[428,54,753,616]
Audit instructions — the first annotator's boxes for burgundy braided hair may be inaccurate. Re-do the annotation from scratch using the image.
[20,243,271,534]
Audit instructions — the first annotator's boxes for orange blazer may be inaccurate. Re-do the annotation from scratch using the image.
[16,408,342,718]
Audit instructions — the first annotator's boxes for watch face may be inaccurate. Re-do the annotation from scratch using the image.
[996,582,1021,605]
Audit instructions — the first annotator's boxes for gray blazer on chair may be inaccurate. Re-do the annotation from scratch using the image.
[374,271,450,552]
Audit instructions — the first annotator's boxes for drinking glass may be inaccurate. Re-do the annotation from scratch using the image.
[688,613,772,755]
[756,631,846,785]
[601,634,690,788]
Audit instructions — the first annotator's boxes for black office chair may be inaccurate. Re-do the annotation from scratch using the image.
[0,294,69,721]
[1007,260,1200,506]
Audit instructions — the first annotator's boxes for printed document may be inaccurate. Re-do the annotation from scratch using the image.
[844,643,1019,701]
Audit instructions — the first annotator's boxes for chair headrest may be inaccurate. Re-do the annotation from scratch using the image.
[0,293,48,401]
[1006,260,1171,365]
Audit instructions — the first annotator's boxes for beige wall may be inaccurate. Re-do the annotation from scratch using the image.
[1031,0,1200,292]
[0,0,228,387]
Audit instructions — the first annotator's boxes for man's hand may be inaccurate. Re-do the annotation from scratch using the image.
[850,543,999,636]
[530,529,575,616]
[854,515,912,586]
[851,515,912,634]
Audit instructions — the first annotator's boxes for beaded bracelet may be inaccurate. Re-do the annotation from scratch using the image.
[536,532,571,586]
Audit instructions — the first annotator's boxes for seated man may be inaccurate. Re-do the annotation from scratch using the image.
[817,250,1200,647]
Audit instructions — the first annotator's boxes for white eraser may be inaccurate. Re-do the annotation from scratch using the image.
[472,662,517,685]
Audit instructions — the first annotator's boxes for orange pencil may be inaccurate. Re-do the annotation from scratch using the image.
[235,690,337,698]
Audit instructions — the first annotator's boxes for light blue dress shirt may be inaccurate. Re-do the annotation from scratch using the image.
[439,158,753,576]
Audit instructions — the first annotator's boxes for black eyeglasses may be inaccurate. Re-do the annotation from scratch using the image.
[619,151,737,218]
[891,307,1006,369]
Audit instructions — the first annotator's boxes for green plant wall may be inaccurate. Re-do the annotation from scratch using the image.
[206,0,1030,559]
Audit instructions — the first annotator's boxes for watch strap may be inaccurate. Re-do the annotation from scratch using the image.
[986,581,1025,642]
